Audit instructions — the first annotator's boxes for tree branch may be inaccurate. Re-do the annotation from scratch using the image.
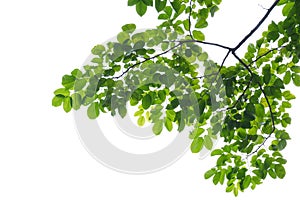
[233,0,280,52]
[113,42,182,79]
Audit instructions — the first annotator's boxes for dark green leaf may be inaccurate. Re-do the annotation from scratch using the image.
[275,164,286,179]
[155,0,167,12]
[128,0,139,6]
[142,94,153,109]
[136,1,147,16]
[170,0,181,13]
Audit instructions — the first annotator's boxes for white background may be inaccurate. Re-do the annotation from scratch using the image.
[1,0,300,199]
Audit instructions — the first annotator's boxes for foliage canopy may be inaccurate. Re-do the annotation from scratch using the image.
[52,0,300,196]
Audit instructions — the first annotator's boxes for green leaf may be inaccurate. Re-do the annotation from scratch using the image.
[204,169,216,179]
[283,91,296,100]
[63,97,72,113]
[164,118,173,131]
[234,186,238,197]
[122,23,137,33]
[71,69,83,78]
[195,19,208,29]
[136,1,147,16]
[213,172,221,185]
[91,45,105,55]
[219,169,226,185]
[267,31,279,41]
[291,66,300,73]
[275,164,286,179]
[142,94,152,109]
[211,149,223,156]
[87,102,100,119]
[52,95,64,107]
[283,71,291,84]
[243,175,251,189]
[142,0,153,6]
[71,93,82,110]
[155,0,167,12]
[54,88,70,97]
[62,75,76,89]
[268,169,277,179]
[191,137,204,153]
[192,30,205,41]
[255,104,265,117]
[117,31,130,44]
[170,0,181,13]
[74,79,87,91]
[118,106,127,118]
[282,2,294,16]
[204,135,213,150]
[292,73,300,86]
[158,90,166,102]
[137,116,146,126]
[128,0,139,6]
[278,139,287,151]
[263,65,271,84]
[153,120,163,135]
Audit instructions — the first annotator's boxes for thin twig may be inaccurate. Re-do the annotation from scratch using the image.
[113,42,182,79]
[188,0,193,39]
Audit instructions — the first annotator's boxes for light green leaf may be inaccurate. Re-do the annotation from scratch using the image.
[192,30,205,41]
[204,135,213,150]
[71,93,82,110]
[122,23,137,33]
[74,79,87,91]
[153,120,163,135]
[282,2,294,16]
[204,168,216,179]
[137,116,146,126]
[63,97,72,113]
[54,88,70,97]
[211,149,223,156]
[52,95,64,107]
[87,102,100,119]
[117,32,130,44]
[164,118,173,131]
[191,137,204,153]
